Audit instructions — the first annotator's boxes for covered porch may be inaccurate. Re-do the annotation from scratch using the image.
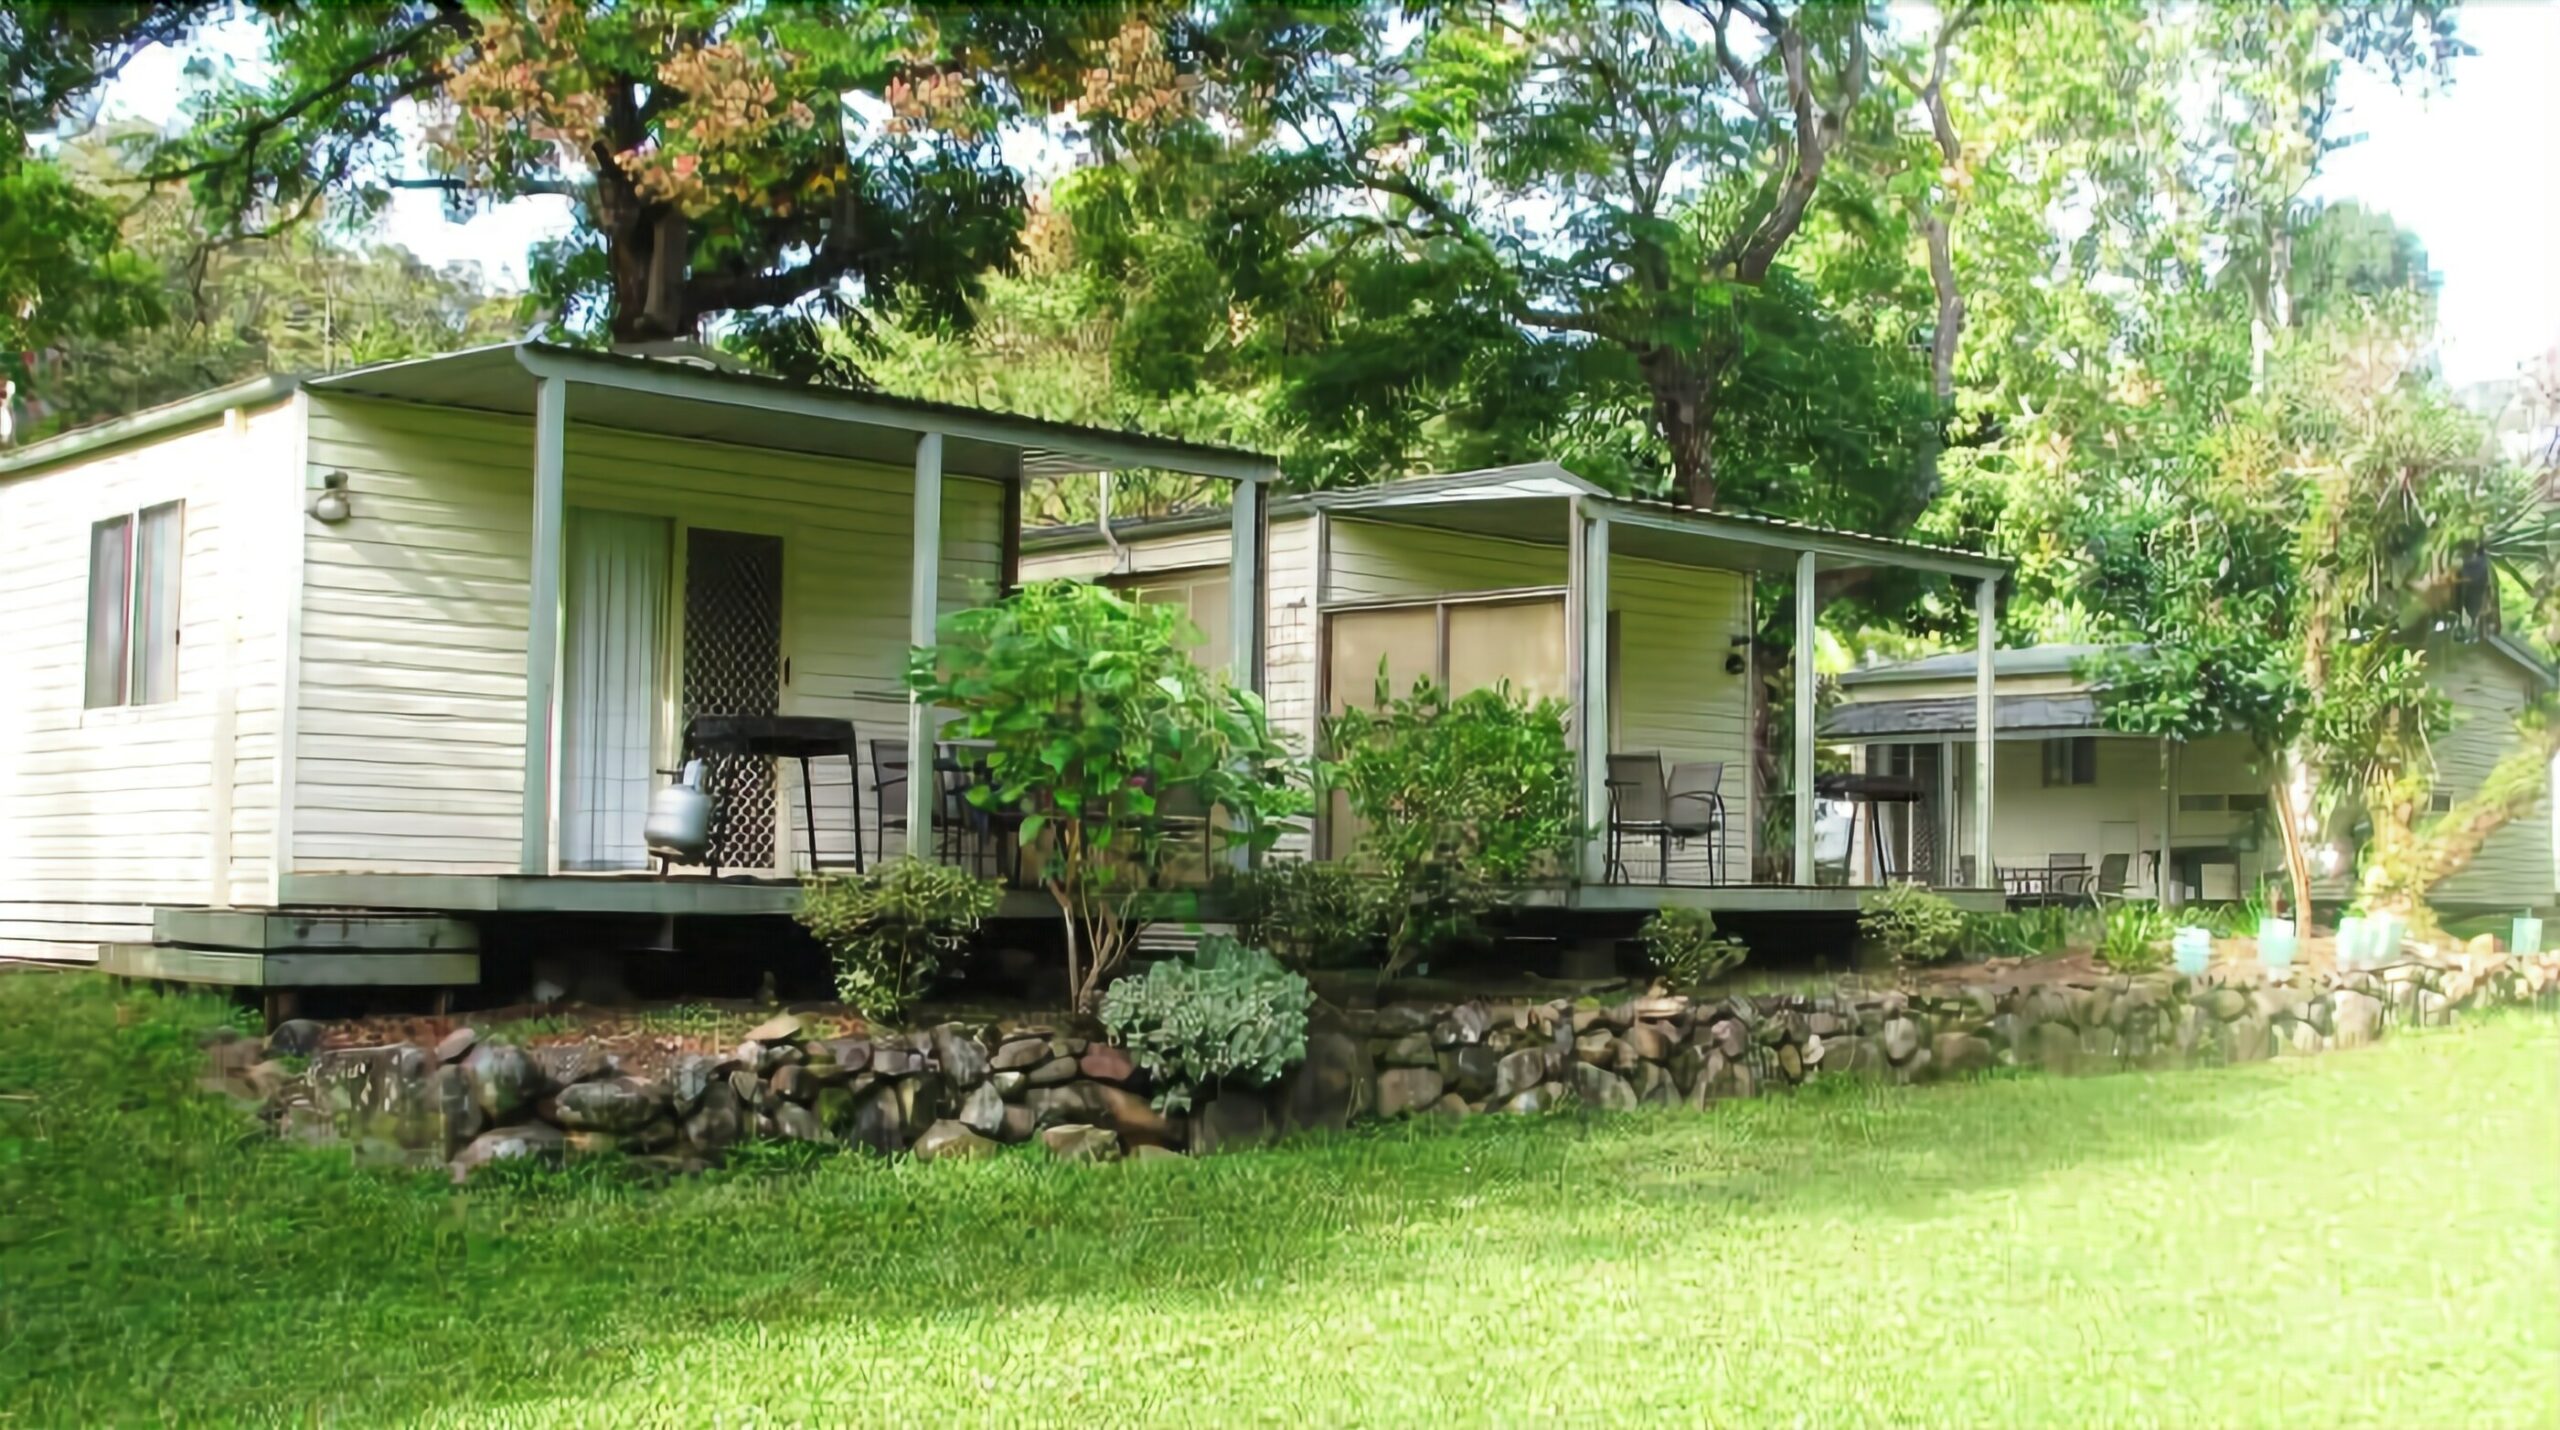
[1309,465,2012,895]
[284,344,1277,903]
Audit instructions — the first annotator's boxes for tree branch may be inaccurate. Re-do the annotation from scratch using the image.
[137,9,471,187]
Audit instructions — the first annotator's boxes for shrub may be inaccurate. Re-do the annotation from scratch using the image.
[1961,905,2090,960]
[1321,674,1582,978]
[1860,882,1965,967]
[907,581,1309,1010]
[797,859,1002,1022]
[2098,902,2173,973]
[1221,859,1389,970]
[1640,906,1749,990]
[1098,936,1313,1112]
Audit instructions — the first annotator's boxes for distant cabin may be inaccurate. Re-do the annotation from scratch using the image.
[1822,641,2557,912]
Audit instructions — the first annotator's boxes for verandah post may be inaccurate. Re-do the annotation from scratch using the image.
[1793,550,1816,884]
[905,431,944,860]
[521,374,568,876]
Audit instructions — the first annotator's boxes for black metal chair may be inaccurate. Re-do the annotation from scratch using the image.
[1666,760,1728,885]
[869,737,909,866]
[2049,850,2091,901]
[1606,752,1670,885]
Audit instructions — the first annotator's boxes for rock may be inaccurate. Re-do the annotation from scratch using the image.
[1441,1044,1501,1099]
[2202,987,2249,1022]
[2331,989,2385,1048]
[246,1058,298,1105]
[681,1082,745,1152]
[870,1045,927,1078]
[1896,1047,1936,1084]
[742,1012,804,1045]
[998,1104,1038,1144]
[1026,1081,1110,1128]
[1380,1032,1438,1068]
[1880,1017,1922,1064]
[1775,1042,1805,1083]
[1427,1093,1471,1121]
[1931,1032,1992,1076]
[1371,1005,1435,1037]
[2030,1021,2080,1075]
[1491,1048,1548,1102]
[1629,1060,1675,1106]
[990,1070,1026,1098]
[1570,1061,1638,1112]
[728,1068,761,1106]
[265,1018,327,1058]
[1376,1067,1446,1118]
[531,1043,609,1090]
[896,1076,947,1137]
[1709,1016,1749,1060]
[927,1024,990,1087]
[850,1083,907,1153]
[812,1038,872,1073]
[774,1103,827,1142]
[768,1064,812,1104]
[2225,1012,2273,1063]
[1449,1003,1493,1045]
[908,1119,996,1163]
[1079,1044,1137,1084]
[1807,1010,1845,1039]
[1194,1094,1273,1154]
[432,1027,478,1065]
[1274,1027,1374,1135]
[1573,1029,1615,1065]
[1500,1083,1559,1115]
[460,1043,536,1122]
[1040,1123,1121,1162]
[1026,1055,1081,1088]
[1131,1143,1187,1163]
[552,1076,666,1133]
[2418,988,2453,1026]
[957,1081,1007,1137]
[430,1064,483,1154]
[992,1037,1050,1072]
[449,1122,566,1182]
[668,1053,722,1115]
[1094,1084,1182,1147]
[1622,1022,1677,1064]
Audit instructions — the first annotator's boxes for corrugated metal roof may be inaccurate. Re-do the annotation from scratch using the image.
[1820,692,2106,739]
[1838,644,2128,687]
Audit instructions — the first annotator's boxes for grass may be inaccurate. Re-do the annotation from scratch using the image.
[3,970,2555,1427]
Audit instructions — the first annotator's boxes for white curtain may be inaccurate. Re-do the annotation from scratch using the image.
[561,509,670,870]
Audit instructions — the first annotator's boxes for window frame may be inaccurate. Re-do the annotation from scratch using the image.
[83,499,184,711]
[2039,735,2097,787]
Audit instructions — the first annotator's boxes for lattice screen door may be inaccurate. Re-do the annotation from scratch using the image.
[682,528,784,870]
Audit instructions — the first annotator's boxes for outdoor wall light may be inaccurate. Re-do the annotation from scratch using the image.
[310,470,352,524]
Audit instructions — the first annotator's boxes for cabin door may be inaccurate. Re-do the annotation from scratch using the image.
[559,509,672,870]
[681,528,786,871]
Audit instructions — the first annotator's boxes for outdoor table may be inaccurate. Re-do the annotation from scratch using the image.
[1812,772,1925,885]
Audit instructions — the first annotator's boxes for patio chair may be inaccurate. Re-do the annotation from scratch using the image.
[2048,851,2091,901]
[1606,752,1671,885]
[1665,761,1728,885]
[1810,802,1854,886]
[2088,851,2146,906]
[869,738,909,865]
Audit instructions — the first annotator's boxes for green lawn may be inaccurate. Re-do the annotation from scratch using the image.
[3,971,2554,1427]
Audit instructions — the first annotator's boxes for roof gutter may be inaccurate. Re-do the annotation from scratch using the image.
[0,374,301,477]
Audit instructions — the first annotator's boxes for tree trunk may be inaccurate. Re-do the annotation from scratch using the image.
[2359,722,2560,934]
[1642,353,1716,507]
[2268,763,2314,928]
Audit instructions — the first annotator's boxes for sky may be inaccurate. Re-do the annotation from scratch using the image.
[92,0,2560,388]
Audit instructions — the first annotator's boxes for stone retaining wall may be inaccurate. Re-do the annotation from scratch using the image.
[205,948,2560,1181]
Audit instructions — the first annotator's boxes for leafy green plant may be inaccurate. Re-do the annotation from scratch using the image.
[1220,859,1389,970]
[1320,673,1582,979]
[797,859,1002,1022]
[909,581,1309,1011]
[2098,902,2174,973]
[1861,882,1966,967]
[1961,905,2090,960]
[1640,907,1749,990]
[1098,936,1314,1113]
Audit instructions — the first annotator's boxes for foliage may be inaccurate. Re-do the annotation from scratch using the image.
[1097,936,1312,1113]
[1219,858,1388,972]
[796,859,1001,1022]
[0,157,163,377]
[14,3,1224,352]
[1639,907,1749,991]
[1961,905,2091,961]
[5,971,2552,1422]
[1320,674,1581,979]
[1860,882,1965,968]
[2097,902,2173,974]
[907,580,1307,1011]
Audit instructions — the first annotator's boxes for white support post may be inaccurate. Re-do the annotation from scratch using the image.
[1578,511,1612,885]
[1938,739,1957,887]
[1228,476,1262,695]
[1973,574,1998,888]
[905,432,945,861]
[521,375,568,875]
[2160,738,2178,905]
[1225,476,1264,870]
[1792,550,1817,885]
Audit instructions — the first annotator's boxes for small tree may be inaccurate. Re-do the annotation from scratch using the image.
[1320,674,1582,980]
[907,581,1306,1011]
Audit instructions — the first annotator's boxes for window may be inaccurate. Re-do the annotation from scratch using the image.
[2178,793,2227,813]
[2040,736,2096,786]
[2429,790,2455,815]
[85,501,183,708]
